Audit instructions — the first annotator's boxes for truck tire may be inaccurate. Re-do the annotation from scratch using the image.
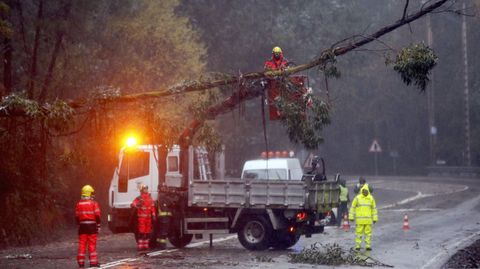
[270,232,300,250]
[237,216,272,251]
[168,232,193,248]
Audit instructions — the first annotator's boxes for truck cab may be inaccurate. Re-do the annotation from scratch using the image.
[108,145,181,233]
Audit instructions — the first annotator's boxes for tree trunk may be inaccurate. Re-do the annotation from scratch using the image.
[38,31,64,102]
[15,0,30,55]
[27,0,43,100]
[38,1,71,102]
[2,39,12,96]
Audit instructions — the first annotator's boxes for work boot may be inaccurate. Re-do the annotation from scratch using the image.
[78,265,84,268]
[355,247,361,251]
[157,238,167,250]
[90,263,100,268]
[366,247,372,251]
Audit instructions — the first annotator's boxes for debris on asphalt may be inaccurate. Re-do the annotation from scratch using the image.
[4,254,33,259]
[289,243,394,267]
[443,238,480,269]
[254,255,274,262]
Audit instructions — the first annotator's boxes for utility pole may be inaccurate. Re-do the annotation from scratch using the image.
[461,2,471,166]
[426,13,437,166]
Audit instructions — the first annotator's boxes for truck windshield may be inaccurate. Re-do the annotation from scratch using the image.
[118,150,150,192]
[243,169,288,180]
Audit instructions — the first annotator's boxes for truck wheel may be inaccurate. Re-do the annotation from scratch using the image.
[270,232,300,250]
[168,231,193,248]
[237,216,272,251]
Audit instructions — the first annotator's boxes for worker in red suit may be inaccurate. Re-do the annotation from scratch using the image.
[131,185,156,250]
[264,46,289,71]
[75,185,101,268]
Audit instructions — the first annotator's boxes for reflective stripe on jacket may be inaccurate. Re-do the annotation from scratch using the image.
[131,193,156,219]
[349,185,378,224]
[76,198,101,223]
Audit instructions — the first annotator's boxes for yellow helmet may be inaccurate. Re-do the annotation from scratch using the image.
[81,185,95,197]
[272,46,282,54]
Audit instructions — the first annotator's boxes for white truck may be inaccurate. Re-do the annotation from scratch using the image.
[108,145,339,250]
[241,157,304,181]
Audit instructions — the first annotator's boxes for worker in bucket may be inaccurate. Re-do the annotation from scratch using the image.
[264,46,289,71]
[349,184,378,251]
[75,185,101,268]
[131,185,156,251]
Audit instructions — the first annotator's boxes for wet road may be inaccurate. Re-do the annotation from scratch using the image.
[1,176,479,269]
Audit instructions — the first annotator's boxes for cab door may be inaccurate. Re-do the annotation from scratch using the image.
[114,148,154,208]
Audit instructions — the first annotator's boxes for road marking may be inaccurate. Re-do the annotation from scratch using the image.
[100,235,237,268]
[379,185,469,210]
[382,208,440,212]
[420,231,480,269]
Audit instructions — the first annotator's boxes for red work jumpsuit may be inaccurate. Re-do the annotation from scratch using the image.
[75,197,101,267]
[264,53,289,71]
[131,193,156,250]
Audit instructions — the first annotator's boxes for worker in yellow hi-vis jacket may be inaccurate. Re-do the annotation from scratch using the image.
[349,184,378,251]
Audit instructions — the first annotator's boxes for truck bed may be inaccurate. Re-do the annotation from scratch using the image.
[188,177,339,210]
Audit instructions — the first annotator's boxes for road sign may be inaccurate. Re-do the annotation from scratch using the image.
[369,139,382,153]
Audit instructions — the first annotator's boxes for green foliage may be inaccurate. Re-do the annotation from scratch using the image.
[275,81,330,150]
[0,93,41,117]
[0,94,74,132]
[103,0,206,92]
[193,122,222,153]
[44,100,75,132]
[319,50,341,78]
[393,43,438,92]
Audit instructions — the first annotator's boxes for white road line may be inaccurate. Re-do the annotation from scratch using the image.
[420,231,480,269]
[100,235,237,268]
[379,185,469,210]
[382,208,441,212]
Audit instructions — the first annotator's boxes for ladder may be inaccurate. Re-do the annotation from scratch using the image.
[195,147,212,180]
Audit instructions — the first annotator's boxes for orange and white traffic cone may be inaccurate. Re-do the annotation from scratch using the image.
[402,214,410,230]
[342,213,350,231]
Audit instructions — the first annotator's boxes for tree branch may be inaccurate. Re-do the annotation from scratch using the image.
[0,0,451,117]
[402,0,410,20]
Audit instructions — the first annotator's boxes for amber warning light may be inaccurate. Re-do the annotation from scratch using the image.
[125,136,138,147]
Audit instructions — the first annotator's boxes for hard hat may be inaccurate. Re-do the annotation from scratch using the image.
[81,185,95,197]
[272,46,282,54]
[140,184,148,193]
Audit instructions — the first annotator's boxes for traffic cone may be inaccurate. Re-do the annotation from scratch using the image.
[402,214,410,230]
[342,213,350,231]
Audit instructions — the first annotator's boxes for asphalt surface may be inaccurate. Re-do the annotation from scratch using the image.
[1,175,479,269]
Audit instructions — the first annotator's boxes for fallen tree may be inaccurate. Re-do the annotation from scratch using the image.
[1,0,448,119]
